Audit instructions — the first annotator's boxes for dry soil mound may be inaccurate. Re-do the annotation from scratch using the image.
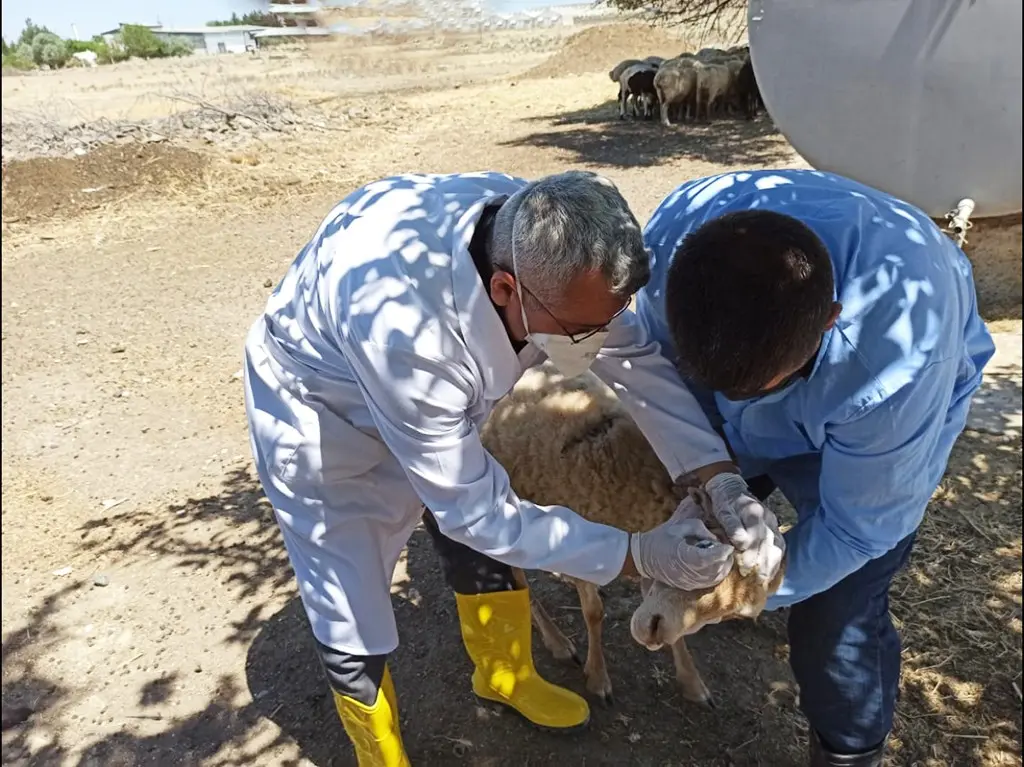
[2,144,208,222]
[524,22,689,79]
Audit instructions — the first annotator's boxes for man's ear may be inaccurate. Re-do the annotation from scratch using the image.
[489,270,516,308]
[824,301,842,330]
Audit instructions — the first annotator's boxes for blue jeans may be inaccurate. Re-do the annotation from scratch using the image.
[789,531,915,753]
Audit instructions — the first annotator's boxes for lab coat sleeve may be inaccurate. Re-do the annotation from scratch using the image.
[342,340,630,586]
[765,374,946,609]
[590,309,733,480]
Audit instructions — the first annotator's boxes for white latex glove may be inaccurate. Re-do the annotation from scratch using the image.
[629,496,736,591]
[705,472,785,585]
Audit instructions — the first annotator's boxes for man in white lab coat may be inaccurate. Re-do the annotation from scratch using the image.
[243,170,784,765]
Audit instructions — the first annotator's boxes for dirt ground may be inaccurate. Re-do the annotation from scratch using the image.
[2,20,1021,767]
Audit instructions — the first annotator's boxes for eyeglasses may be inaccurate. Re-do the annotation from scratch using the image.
[518,281,629,343]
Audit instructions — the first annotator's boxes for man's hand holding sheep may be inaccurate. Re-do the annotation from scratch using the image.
[627,495,737,590]
[704,472,786,586]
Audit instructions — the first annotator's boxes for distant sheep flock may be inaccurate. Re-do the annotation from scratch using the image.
[610,45,764,126]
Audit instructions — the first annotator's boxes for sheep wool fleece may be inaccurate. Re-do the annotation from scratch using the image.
[639,168,995,754]
[242,172,732,657]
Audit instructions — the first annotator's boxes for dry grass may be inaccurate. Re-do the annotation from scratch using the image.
[890,429,1022,766]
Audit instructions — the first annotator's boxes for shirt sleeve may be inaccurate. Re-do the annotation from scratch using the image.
[765,371,948,609]
[590,309,733,480]
[342,339,630,586]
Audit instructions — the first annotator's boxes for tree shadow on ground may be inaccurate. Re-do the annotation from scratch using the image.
[245,525,802,767]
[500,100,794,169]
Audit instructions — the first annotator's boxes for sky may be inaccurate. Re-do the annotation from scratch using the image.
[1,0,579,41]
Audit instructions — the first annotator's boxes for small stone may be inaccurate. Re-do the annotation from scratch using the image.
[93,574,110,588]
[194,665,202,673]
[110,345,126,354]
[263,278,273,288]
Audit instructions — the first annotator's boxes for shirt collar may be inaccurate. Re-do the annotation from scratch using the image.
[806,279,842,381]
[450,194,523,400]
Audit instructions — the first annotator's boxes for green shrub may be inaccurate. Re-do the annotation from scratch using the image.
[31,32,71,68]
[118,24,165,59]
[162,38,195,57]
[2,52,35,70]
[116,25,193,60]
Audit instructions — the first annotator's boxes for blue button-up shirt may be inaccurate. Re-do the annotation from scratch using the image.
[638,170,996,608]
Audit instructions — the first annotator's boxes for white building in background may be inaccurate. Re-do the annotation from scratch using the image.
[97,23,261,54]
[153,26,262,54]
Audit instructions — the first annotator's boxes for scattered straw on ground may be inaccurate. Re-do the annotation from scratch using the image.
[891,429,1022,766]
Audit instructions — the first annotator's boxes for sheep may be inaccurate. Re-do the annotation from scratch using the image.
[642,55,665,69]
[630,484,784,652]
[479,363,785,706]
[618,64,658,120]
[696,46,728,62]
[720,56,747,117]
[654,58,698,126]
[694,60,733,122]
[609,58,644,83]
[733,56,763,120]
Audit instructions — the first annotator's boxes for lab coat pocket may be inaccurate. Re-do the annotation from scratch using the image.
[319,410,390,484]
[277,407,389,493]
[268,401,387,497]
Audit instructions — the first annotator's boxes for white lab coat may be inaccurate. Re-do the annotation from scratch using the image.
[243,172,730,655]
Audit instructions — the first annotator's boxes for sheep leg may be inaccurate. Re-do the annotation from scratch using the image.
[669,637,715,709]
[574,579,613,705]
[512,568,581,665]
[618,86,627,120]
[657,85,673,127]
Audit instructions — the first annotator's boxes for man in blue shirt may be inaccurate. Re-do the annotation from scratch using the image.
[638,170,995,766]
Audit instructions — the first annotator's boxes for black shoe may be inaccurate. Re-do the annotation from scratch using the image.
[808,730,887,767]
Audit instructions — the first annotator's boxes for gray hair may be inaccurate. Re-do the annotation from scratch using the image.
[489,170,649,303]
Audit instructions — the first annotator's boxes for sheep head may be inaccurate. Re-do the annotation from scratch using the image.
[629,486,786,651]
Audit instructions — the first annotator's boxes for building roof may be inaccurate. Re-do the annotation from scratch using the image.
[98,23,161,36]
[154,25,268,35]
[252,26,332,38]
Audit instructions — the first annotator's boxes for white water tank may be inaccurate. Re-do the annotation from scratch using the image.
[748,0,1022,218]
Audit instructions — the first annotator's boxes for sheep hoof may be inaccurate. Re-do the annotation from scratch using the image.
[585,672,614,704]
[681,687,716,710]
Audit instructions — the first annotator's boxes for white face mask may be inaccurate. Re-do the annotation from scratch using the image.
[511,239,611,380]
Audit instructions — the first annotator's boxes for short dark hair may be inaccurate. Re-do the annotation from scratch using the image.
[665,210,835,397]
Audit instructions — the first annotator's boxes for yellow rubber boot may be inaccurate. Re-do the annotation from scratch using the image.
[332,665,411,767]
[454,587,590,731]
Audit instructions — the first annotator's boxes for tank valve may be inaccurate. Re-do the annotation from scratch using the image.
[944,198,976,247]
